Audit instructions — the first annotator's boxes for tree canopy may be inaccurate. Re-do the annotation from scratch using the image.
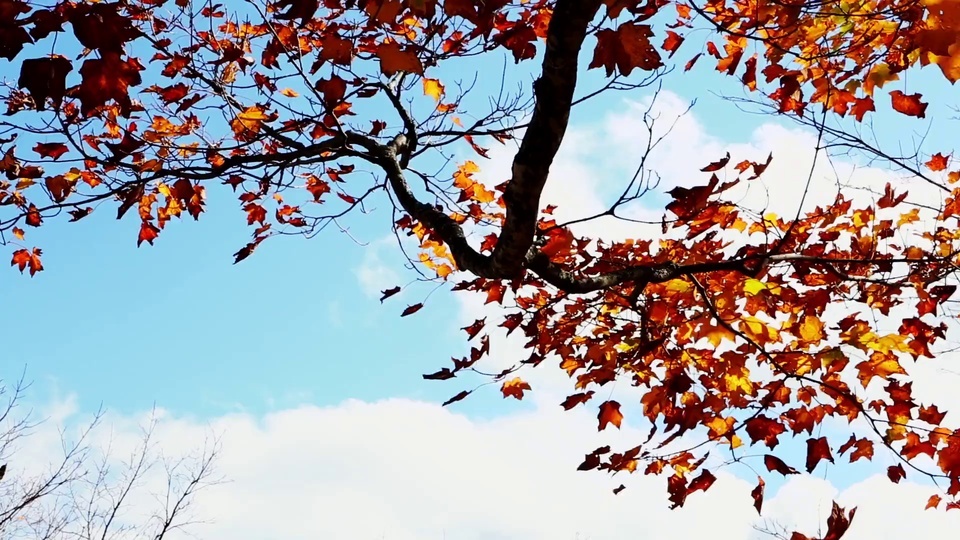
[3,0,960,533]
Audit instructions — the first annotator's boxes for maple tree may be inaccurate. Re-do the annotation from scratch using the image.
[4,0,960,533]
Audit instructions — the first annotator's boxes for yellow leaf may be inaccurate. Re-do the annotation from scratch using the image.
[743,278,766,295]
[12,227,24,240]
[856,352,906,387]
[280,88,300,97]
[799,315,824,343]
[664,279,691,294]
[423,78,445,101]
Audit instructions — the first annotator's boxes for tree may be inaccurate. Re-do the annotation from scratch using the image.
[0,374,220,539]
[2,0,960,527]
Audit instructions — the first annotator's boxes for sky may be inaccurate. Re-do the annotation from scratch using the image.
[3,3,960,540]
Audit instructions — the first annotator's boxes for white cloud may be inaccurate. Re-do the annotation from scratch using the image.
[12,397,960,540]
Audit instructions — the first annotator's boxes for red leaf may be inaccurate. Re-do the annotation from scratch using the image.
[764,454,800,475]
[805,436,835,473]
[401,303,423,317]
[700,152,731,172]
[422,368,456,380]
[890,90,927,118]
[18,56,73,111]
[887,463,906,483]
[751,477,765,514]
[33,142,69,160]
[686,469,716,496]
[560,391,594,410]
[379,286,401,303]
[441,389,471,407]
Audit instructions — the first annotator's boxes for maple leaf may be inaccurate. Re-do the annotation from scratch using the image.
[401,303,423,317]
[590,22,663,77]
[750,477,765,514]
[74,52,143,117]
[805,437,835,473]
[887,463,906,483]
[423,78,444,102]
[137,221,160,246]
[33,142,68,160]
[598,400,623,430]
[560,391,594,410]
[377,42,423,76]
[927,153,951,172]
[764,454,799,476]
[501,377,531,400]
[441,390,471,407]
[10,247,42,276]
[379,286,401,302]
[18,56,72,111]
[889,90,927,118]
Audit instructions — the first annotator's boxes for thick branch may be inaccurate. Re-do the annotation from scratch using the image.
[487,0,603,277]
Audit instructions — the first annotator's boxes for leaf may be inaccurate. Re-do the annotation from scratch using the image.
[750,477,765,515]
[798,315,824,343]
[887,463,906,483]
[10,247,43,276]
[561,391,594,410]
[18,56,73,111]
[137,221,160,246]
[75,51,143,117]
[501,377,531,400]
[598,400,623,431]
[805,436,834,473]
[927,495,942,510]
[889,90,927,118]
[422,368,455,380]
[441,389,471,407]
[686,469,716,496]
[423,78,445,101]
[764,454,800,476]
[700,152,730,172]
[401,303,423,317]
[379,286,401,303]
[232,242,257,264]
[589,22,663,77]
[377,42,423,76]
[33,142,68,160]
[856,352,906,387]
[927,153,950,172]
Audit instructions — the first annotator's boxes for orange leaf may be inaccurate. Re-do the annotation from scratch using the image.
[377,42,423,76]
[10,247,43,276]
[598,400,623,430]
[927,153,951,172]
[501,377,531,400]
[890,90,927,118]
[137,221,160,246]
